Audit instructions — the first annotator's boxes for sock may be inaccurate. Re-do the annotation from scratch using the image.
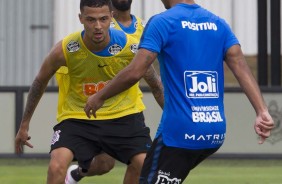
[70,168,84,182]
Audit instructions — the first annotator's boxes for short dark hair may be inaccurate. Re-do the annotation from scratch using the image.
[80,0,113,11]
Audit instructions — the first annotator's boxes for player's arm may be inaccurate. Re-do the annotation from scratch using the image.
[143,64,164,109]
[85,49,157,118]
[15,41,66,153]
[225,44,274,144]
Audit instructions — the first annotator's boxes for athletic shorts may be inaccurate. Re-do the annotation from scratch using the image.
[139,135,219,184]
[50,112,152,171]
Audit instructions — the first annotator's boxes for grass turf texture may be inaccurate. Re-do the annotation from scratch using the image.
[0,158,281,184]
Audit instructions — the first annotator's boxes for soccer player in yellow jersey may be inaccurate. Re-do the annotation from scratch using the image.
[64,0,155,183]
[64,0,152,184]
[15,0,163,184]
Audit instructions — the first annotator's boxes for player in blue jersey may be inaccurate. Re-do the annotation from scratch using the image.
[64,0,156,184]
[83,0,274,183]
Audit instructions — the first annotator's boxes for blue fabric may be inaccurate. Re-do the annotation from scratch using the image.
[81,29,126,56]
[116,15,138,34]
[140,3,239,149]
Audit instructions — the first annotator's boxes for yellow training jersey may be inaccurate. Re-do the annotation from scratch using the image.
[110,15,145,40]
[56,31,145,122]
[110,15,145,106]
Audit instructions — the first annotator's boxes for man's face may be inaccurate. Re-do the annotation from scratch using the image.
[79,5,113,44]
[112,0,132,11]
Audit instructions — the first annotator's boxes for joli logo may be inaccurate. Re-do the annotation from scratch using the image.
[184,71,219,98]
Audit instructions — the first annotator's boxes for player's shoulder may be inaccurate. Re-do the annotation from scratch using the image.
[63,31,81,41]
[133,15,146,28]
[110,28,126,37]
[46,40,66,68]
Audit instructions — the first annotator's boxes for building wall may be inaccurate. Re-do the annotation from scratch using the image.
[0,0,53,86]
[53,0,266,55]
[0,0,281,86]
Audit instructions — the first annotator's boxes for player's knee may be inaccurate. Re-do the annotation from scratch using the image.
[96,159,115,175]
[48,161,66,179]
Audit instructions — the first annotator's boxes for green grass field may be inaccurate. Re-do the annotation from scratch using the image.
[0,158,282,184]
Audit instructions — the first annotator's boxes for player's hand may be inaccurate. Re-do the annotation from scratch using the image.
[84,94,104,118]
[254,111,274,144]
[15,128,33,154]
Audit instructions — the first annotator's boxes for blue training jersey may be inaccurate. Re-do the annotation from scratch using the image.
[139,3,239,149]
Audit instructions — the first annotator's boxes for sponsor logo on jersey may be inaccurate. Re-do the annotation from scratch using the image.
[110,21,116,28]
[98,64,108,68]
[185,133,225,145]
[192,111,223,123]
[83,81,109,96]
[134,21,138,29]
[155,170,181,184]
[181,21,218,31]
[130,43,139,54]
[108,44,122,55]
[66,40,80,52]
[191,105,223,123]
[184,71,219,98]
[51,130,61,145]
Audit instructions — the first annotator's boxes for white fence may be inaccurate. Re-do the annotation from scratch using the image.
[1,89,282,157]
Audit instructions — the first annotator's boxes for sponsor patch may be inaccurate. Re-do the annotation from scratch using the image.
[110,21,115,28]
[51,130,61,145]
[67,40,80,52]
[185,133,225,145]
[108,44,122,55]
[130,43,138,54]
[156,170,181,184]
[184,71,219,98]
[134,21,138,29]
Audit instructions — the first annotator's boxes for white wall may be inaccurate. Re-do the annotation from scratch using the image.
[53,0,264,55]
[53,0,83,43]
[2,91,282,154]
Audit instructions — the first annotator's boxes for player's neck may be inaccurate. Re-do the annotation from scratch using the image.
[113,9,132,27]
[179,0,195,5]
[172,0,195,6]
[83,34,110,53]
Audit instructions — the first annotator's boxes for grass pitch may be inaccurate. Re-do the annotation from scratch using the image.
[0,158,281,184]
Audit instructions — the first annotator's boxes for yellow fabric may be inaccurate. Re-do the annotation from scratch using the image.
[55,31,145,122]
[111,16,145,105]
[111,16,144,40]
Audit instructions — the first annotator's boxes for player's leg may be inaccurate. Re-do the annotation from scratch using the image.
[140,135,219,184]
[123,153,146,184]
[48,147,73,184]
[139,136,189,184]
[66,153,115,182]
[87,153,115,175]
[112,112,151,184]
[51,120,100,184]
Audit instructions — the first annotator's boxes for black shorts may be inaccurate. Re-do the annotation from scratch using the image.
[139,135,219,184]
[50,112,152,170]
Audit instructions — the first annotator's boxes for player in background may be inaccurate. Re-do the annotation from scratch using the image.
[15,0,163,184]
[83,0,275,183]
[110,0,145,41]
[64,0,155,184]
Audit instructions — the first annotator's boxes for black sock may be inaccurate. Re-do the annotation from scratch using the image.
[70,168,84,181]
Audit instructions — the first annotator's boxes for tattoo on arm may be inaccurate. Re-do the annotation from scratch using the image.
[22,78,47,122]
[143,65,164,109]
